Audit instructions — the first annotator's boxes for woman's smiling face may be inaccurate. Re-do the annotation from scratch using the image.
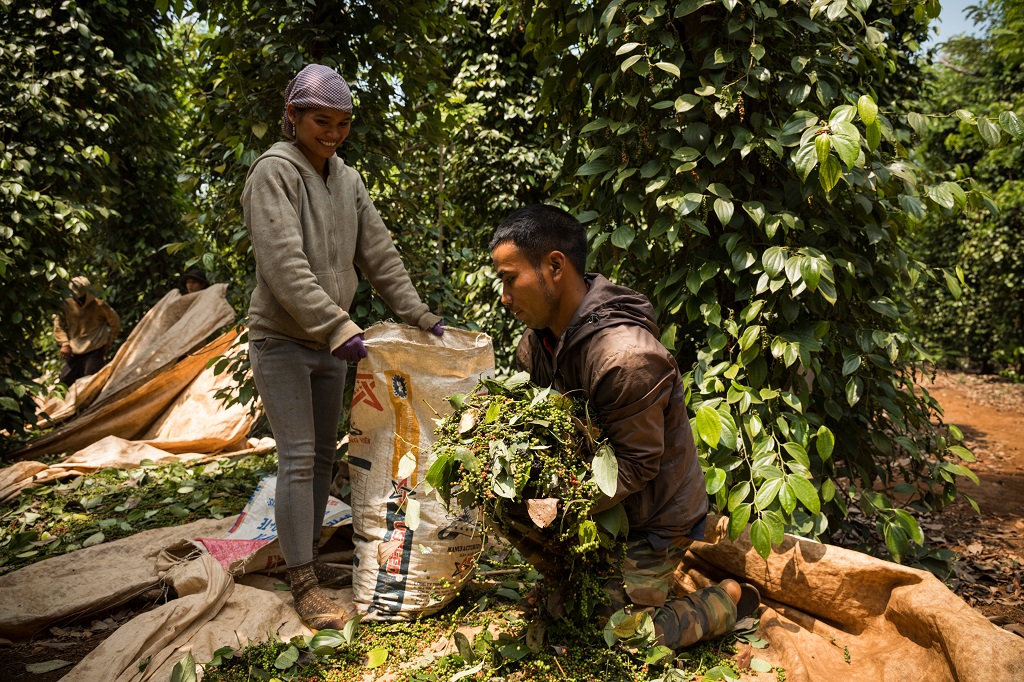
[288,105,351,172]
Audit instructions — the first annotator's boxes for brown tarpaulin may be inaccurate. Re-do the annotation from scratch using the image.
[680,515,1024,681]
[1,514,1021,681]
[33,283,235,426]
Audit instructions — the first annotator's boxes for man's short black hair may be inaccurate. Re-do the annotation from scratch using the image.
[489,204,588,275]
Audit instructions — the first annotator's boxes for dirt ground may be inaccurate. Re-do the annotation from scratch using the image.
[920,370,1024,634]
[3,370,1022,678]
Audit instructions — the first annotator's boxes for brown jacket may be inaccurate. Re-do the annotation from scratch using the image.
[515,274,707,540]
[53,291,121,355]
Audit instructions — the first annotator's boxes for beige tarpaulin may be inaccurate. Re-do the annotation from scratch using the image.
[35,283,236,425]
[1,329,272,502]
[2,514,1021,681]
[680,515,1024,681]
[0,517,231,639]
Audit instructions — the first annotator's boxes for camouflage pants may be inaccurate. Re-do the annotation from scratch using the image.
[605,535,737,650]
[500,512,737,650]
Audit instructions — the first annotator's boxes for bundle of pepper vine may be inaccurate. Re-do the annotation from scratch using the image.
[426,371,628,619]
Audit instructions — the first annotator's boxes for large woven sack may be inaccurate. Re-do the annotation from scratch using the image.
[348,323,494,619]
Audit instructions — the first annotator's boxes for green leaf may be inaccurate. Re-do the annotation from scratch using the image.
[782,441,810,468]
[275,644,299,670]
[943,270,963,299]
[742,201,766,226]
[754,477,783,510]
[857,94,878,125]
[728,481,751,510]
[800,256,822,291]
[788,475,821,514]
[751,657,773,673]
[955,108,976,123]
[620,54,643,72]
[342,614,363,644]
[592,443,619,497]
[577,159,612,176]
[705,467,727,494]
[815,134,831,164]
[729,503,751,540]
[696,405,723,448]
[616,42,642,55]
[865,118,881,150]
[949,445,975,462]
[655,61,681,77]
[907,112,929,137]
[899,194,927,222]
[829,121,860,167]
[309,629,347,651]
[893,508,924,545]
[819,154,842,191]
[846,376,863,407]
[762,247,787,279]
[793,142,818,180]
[611,225,635,249]
[454,631,477,664]
[884,523,909,563]
[739,325,761,351]
[169,653,197,682]
[816,425,835,461]
[867,297,899,318]
[714,198,734,226]
[999,110,1024,138]
[365,647,389,668]
[977,117,1002,147]
[750,518,772,560]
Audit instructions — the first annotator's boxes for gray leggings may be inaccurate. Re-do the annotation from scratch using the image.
[249,337,346,567]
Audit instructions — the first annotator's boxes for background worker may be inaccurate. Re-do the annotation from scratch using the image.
[180,267,209,294]
[53,276,121,387]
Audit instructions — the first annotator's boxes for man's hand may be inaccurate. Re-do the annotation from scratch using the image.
[60,344,71,360]
[431,321,444,337]
[332,334,367,363]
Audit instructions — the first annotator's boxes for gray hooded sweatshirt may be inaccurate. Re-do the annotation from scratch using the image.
[242,142,440,351]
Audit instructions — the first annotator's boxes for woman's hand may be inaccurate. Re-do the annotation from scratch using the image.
[332,334,367,362]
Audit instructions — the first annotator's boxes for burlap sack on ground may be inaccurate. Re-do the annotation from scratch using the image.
[1,331,270,503]
[11,330,240,462]
[3,510,1021,681]
[679,514,1024,681]
[0,517,231,639]
[349,323,494,620]
[61,553,323,682]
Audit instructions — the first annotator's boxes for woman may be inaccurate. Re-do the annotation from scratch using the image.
[242,63,442,630]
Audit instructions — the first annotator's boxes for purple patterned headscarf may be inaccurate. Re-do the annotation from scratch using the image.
[281,64,353,139]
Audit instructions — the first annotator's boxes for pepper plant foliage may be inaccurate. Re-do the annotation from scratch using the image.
[0,0,184,438]
[510,0,983,561]
[912,0,1024,377]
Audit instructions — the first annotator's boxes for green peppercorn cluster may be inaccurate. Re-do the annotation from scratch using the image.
[427,372,626,620]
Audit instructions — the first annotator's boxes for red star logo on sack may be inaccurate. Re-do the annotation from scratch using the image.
[352,373,384,412]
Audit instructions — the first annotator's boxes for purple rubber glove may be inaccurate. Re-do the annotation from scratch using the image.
[431,321,445,337]
[332,334,367,363]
